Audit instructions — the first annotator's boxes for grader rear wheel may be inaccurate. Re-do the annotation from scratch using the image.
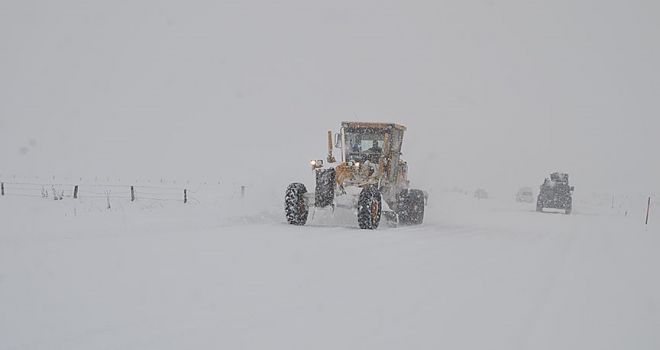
[396,189,425,226]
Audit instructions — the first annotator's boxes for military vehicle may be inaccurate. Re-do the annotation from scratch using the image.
[285,122,427,229]
[536,172,574,214]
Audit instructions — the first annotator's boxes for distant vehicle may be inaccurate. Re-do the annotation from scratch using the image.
[516,187,534,203]
[536,172,574,214]
[474,188,489,199]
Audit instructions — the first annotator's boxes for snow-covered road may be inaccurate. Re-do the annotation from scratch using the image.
[1,193,658,349]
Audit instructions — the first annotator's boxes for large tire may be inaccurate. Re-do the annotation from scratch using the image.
[285,183,309,225]
[314,168,335,208]
[396,190,411,225]
[358,187,382,229]
[396,189,425,225]
[408,189,425,225]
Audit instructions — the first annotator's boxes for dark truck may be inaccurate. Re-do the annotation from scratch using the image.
[536,172,574,214]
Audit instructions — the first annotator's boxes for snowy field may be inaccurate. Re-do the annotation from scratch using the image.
[3,0,659,349]
[2,185,658,350]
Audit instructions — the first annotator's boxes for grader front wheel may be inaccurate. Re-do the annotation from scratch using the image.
[358,187,382,229]
[285,183,309,225]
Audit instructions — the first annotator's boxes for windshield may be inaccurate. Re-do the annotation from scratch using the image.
[348,137,383,153]
[345,130,385,162]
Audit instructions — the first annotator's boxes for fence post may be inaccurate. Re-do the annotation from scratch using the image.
[73,185,78,199]
[130,186,135,201]
[1,182,3,196]
[646,197,651,225]
[184,189,187,204]
[241,185,245,200]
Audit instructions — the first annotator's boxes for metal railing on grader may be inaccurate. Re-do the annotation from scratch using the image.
[285,122,428,229]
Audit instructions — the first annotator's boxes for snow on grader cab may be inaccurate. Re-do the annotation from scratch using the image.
[285,122,428,229]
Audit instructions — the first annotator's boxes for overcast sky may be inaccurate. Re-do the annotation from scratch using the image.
[1,0,658,196]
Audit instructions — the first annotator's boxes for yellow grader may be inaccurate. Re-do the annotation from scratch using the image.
[285,122,427,229]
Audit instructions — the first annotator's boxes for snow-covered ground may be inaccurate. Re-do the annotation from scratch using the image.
[2,187,658,349]
[3,0,659,348]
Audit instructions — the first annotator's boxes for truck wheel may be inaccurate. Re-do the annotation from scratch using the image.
[358,187,382,229]
[285,183,309,225]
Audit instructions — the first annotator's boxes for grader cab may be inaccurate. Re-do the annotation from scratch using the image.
[285,122,427,229]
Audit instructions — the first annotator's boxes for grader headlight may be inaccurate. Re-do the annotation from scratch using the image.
[310,159,324,169]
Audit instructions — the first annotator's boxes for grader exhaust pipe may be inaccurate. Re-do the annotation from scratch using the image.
[327,131,336,163]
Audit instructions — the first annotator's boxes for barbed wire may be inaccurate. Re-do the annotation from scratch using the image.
[0,180,235,202]
[134,197,183,202]
[2,193,43,198]
[0,176,267,209]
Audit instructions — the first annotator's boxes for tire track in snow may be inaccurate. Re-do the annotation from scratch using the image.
[516,227,580,349]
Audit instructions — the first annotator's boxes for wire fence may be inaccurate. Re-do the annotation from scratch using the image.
[2,175,655,223]
[0,176,262,208]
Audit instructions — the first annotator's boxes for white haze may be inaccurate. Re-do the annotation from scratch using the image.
[2,2,660,349]
[1,1,659,195]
